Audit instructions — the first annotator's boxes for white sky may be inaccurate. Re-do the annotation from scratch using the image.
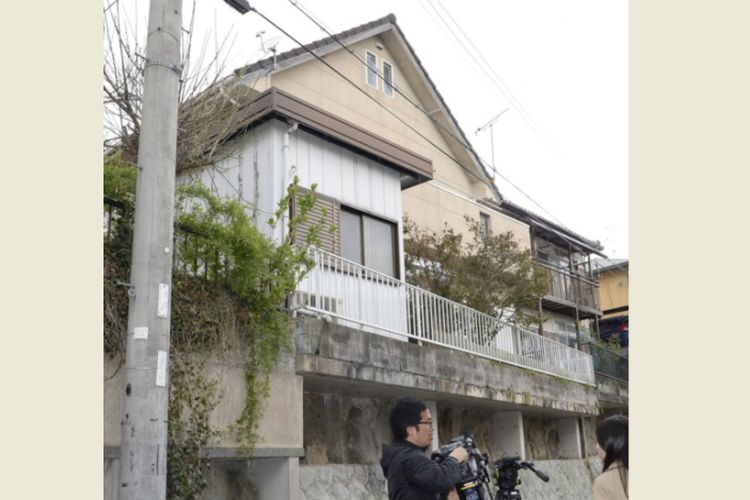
[117,0,628,258]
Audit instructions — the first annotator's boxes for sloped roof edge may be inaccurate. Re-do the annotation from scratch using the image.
[591,258,628,273]
[221,86,433,183]
[234,13,501,200]
[495,198,606,256]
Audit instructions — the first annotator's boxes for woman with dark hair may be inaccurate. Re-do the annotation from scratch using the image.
[593,415,628,500]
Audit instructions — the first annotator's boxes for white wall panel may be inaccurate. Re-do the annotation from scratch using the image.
[354,156,372,210]
[322,139,342,200]
[182,119,404,257]
[291,127,401,223]
[370,160,386,216]
[339,149,357,207]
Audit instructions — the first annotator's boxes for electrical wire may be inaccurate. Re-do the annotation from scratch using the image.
[286,0,566,226]
[425,0,555,151]
[243,4,495,189]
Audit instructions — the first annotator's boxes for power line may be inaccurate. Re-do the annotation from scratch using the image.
[285,1,565,226]
[425,0,556,151]
[417,0,565,223]
[244,6,500,190]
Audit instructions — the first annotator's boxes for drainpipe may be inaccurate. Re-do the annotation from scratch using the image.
[281,120,299,240]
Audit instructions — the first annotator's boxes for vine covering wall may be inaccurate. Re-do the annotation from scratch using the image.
[104,154,326,499]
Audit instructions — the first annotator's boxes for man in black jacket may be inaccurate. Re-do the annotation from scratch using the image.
[380,398,468,500]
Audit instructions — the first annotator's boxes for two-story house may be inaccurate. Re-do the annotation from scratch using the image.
[105,14,612,500]
[496,200,607,348]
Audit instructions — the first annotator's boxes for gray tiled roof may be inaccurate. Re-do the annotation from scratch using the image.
[235,14,398,77]
[500,198,605,254]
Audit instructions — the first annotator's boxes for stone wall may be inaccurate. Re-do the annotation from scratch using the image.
[302,392,393,465]
[508,458,602,500]
[301,393,602,464]
[298,459,603,500]
[436,404,499,459]
[523,416,602,460]
[299,465,387,500]
[524,417,564,460]
[201,461,259,500]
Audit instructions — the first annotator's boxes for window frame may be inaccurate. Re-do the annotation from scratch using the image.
[365,50,378,89]
[340,204,400,278]
[479,212,491,239]
[382,60,394,97]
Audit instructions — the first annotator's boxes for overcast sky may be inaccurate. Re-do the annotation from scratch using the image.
[117,0,628,258]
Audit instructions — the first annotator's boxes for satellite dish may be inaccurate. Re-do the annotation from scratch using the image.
[263,36,281,54]
[256,31,281,55]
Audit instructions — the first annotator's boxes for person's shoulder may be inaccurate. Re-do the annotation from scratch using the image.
[593,466,627,500]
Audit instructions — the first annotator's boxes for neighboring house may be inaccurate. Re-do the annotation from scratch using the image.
[592,258,629,350]
[495,200,607,349]
[584,258,629,413]
[105,14,618,500]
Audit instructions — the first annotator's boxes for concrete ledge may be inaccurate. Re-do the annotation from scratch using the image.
[104,446,305,460]
[595,372,629,409]
[295,318,599,416]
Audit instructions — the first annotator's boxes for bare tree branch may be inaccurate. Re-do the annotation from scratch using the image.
[104,1,263,173]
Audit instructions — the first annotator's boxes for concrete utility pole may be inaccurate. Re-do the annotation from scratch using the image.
[118,1,182,499]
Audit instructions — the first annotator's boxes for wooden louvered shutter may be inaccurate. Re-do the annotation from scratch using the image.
[292,187,340,255]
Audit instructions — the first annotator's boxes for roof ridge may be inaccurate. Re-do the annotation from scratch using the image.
[229,12,500,199]
[234,13,397,77]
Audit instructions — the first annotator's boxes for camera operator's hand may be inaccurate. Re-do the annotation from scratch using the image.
[448,446,469,463]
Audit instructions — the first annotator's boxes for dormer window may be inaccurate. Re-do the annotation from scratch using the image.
[366,51,378,88]
[382,61,394,96]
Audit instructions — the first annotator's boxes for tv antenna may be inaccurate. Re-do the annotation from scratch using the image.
[256,31,281,69]
[475,107,509,179]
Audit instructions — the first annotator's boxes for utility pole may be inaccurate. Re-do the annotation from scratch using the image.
[117,2,250,499]
[118,1,182,499]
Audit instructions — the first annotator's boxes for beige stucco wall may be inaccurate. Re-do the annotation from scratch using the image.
[265,36,482,192]
[247,35,528,247]
[402,181,531,247]
[104,355,303,450]
[598,266,629,314]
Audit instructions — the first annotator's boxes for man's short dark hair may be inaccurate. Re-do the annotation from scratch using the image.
[389,398,427,439]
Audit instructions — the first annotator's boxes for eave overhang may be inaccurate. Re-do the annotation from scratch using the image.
[226,87,433,188]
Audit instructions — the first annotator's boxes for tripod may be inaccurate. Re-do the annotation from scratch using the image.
[493,457,549,500]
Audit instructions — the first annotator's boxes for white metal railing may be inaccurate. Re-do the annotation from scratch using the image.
[543,328,594,348]
[292,248,595,385]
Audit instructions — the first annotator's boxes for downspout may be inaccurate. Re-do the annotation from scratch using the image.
[281,120,299,240]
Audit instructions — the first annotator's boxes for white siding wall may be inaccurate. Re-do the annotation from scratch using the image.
[179,118,404,249]
[288,122,408,340]
[289,122,406,280]
[179,118,409,341]
[180,122,281,241]
[290,125,402,221]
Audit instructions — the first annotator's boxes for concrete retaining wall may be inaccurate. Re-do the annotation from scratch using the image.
[299,465,387,500]
[295,318,599,416]
[298,459,603,500]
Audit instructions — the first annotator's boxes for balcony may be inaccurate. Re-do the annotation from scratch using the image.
[292,248,595,386]
[539,262,600,318]
[587,342,628,382]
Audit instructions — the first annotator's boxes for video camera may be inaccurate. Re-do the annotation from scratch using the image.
[431,434,491,500]
[431,435,550,500]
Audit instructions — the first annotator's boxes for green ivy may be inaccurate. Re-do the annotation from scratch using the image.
[104,155,323,499]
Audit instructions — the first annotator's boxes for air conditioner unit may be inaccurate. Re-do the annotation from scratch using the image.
[294,291,340,314]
